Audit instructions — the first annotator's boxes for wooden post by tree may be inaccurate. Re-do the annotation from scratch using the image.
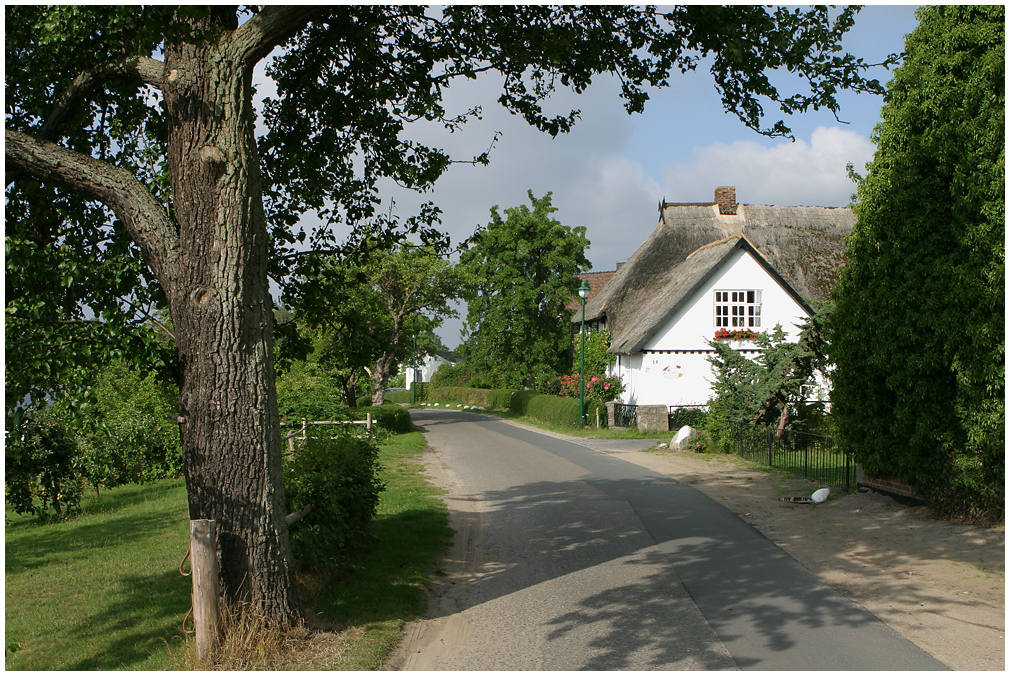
[190,519,220,662]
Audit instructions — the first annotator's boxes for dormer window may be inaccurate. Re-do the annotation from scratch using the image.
[714,290,762,328]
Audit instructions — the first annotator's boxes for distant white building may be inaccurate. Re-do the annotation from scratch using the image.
[403,350,463,385]
[574,187,853,408]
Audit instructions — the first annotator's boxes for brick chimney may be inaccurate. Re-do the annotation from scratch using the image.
[715,186,737,215]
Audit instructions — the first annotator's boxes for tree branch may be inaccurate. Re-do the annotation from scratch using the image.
[37,56,165,142]
[226,6,326,67]
[6,129,177,280]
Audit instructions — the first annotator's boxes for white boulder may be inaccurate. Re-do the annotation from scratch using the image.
[671,425,700,451]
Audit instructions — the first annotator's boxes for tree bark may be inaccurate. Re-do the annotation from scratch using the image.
[371,315,405,406]
[8,6,325,628]
[342,372,361,408]
[160,38,301,622]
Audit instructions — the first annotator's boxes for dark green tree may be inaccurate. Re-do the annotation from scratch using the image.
[705,314,831,449]
[830,6,1004,523]
[460,192,590,388]
[287,239,464,406]
[5,5,893,621]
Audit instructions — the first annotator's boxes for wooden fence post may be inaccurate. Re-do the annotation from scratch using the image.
[190,519,220,662]
[366,412,372,433]
[300,417,307,442]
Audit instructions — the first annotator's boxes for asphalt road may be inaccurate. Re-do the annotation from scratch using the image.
[394,410,947,671]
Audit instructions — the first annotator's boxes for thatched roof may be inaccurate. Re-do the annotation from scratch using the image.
[575,193,854,355]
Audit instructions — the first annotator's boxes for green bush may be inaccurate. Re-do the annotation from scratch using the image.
[429,362,473,387]
[68,361,182,491]
[425,386,490,405]
[486,389,515,409]
[356,395,372,407]
[284,434,384,570]
[276,362,348,422]
[508,389,539,414]
[703,397,736,454]
[349,404,412,435]
[670,407,709,430]
[5,408,83,518]
[410,381,427,401]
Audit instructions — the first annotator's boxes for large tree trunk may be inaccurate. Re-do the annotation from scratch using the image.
[4,7,325,628]
[370,353,394,406]
[370,316,404,406]
[162,41,301,622]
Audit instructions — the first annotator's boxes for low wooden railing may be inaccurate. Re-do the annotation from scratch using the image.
[281,415,373,454]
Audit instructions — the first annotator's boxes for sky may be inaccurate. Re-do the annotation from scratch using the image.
[264,5,922,349]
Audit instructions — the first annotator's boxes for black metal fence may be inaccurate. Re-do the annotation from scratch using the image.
[732,422,855,491]
[613,403,638,427]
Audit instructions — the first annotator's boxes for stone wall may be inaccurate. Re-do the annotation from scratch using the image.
[636,405,669,432]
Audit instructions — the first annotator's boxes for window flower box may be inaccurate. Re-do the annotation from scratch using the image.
[714,328,763,342]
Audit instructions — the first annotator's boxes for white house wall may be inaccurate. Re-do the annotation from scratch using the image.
[404,354,449,384]
[612,351,714,406]
[613,248,811,407]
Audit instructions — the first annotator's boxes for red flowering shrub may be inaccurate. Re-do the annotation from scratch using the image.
[551,373,624,400]
[713,328,763,342]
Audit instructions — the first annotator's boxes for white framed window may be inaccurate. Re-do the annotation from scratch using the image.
[714,290,762,328]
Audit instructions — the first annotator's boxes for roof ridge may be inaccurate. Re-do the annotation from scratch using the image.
[685,232,744,259]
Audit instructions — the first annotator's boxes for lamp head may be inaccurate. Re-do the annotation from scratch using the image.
[577,280,591,300]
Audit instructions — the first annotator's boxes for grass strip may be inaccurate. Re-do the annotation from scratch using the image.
[5,430,451,670]
[298,430,452,668]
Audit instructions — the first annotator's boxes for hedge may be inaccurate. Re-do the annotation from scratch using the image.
[284,434,383,570]
[418,386,606,428]
[508,390,607,428]
[422,386,517,409]
[384,390,413,404]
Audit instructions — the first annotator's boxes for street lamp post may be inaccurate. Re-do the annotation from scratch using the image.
[410,336,416,404]
[578,280,591,427]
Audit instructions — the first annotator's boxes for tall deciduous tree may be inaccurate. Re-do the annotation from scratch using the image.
[6,5,892,622]
[460,191,590,388]
[287,241,464,406]
[830,6,1004,523]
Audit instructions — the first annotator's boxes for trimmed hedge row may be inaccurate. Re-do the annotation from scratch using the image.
[423,386,518,410]
[418,385,607,429]
[425,386,489,405]
[509,390,607,428]
[384,390,413,404]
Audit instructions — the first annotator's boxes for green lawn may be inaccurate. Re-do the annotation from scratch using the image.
[5,430,451,670]
[5,481,192,670]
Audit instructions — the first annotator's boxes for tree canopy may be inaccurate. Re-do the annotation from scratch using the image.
[6,4,894,622]
[829,6,1004,523]
[460,191,590,388]
[285,239,464,406]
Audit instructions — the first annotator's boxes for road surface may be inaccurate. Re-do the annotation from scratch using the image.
[390,410,947,671]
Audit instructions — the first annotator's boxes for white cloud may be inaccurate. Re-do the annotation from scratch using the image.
[561,154,663,269]
[660,126,875,208]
